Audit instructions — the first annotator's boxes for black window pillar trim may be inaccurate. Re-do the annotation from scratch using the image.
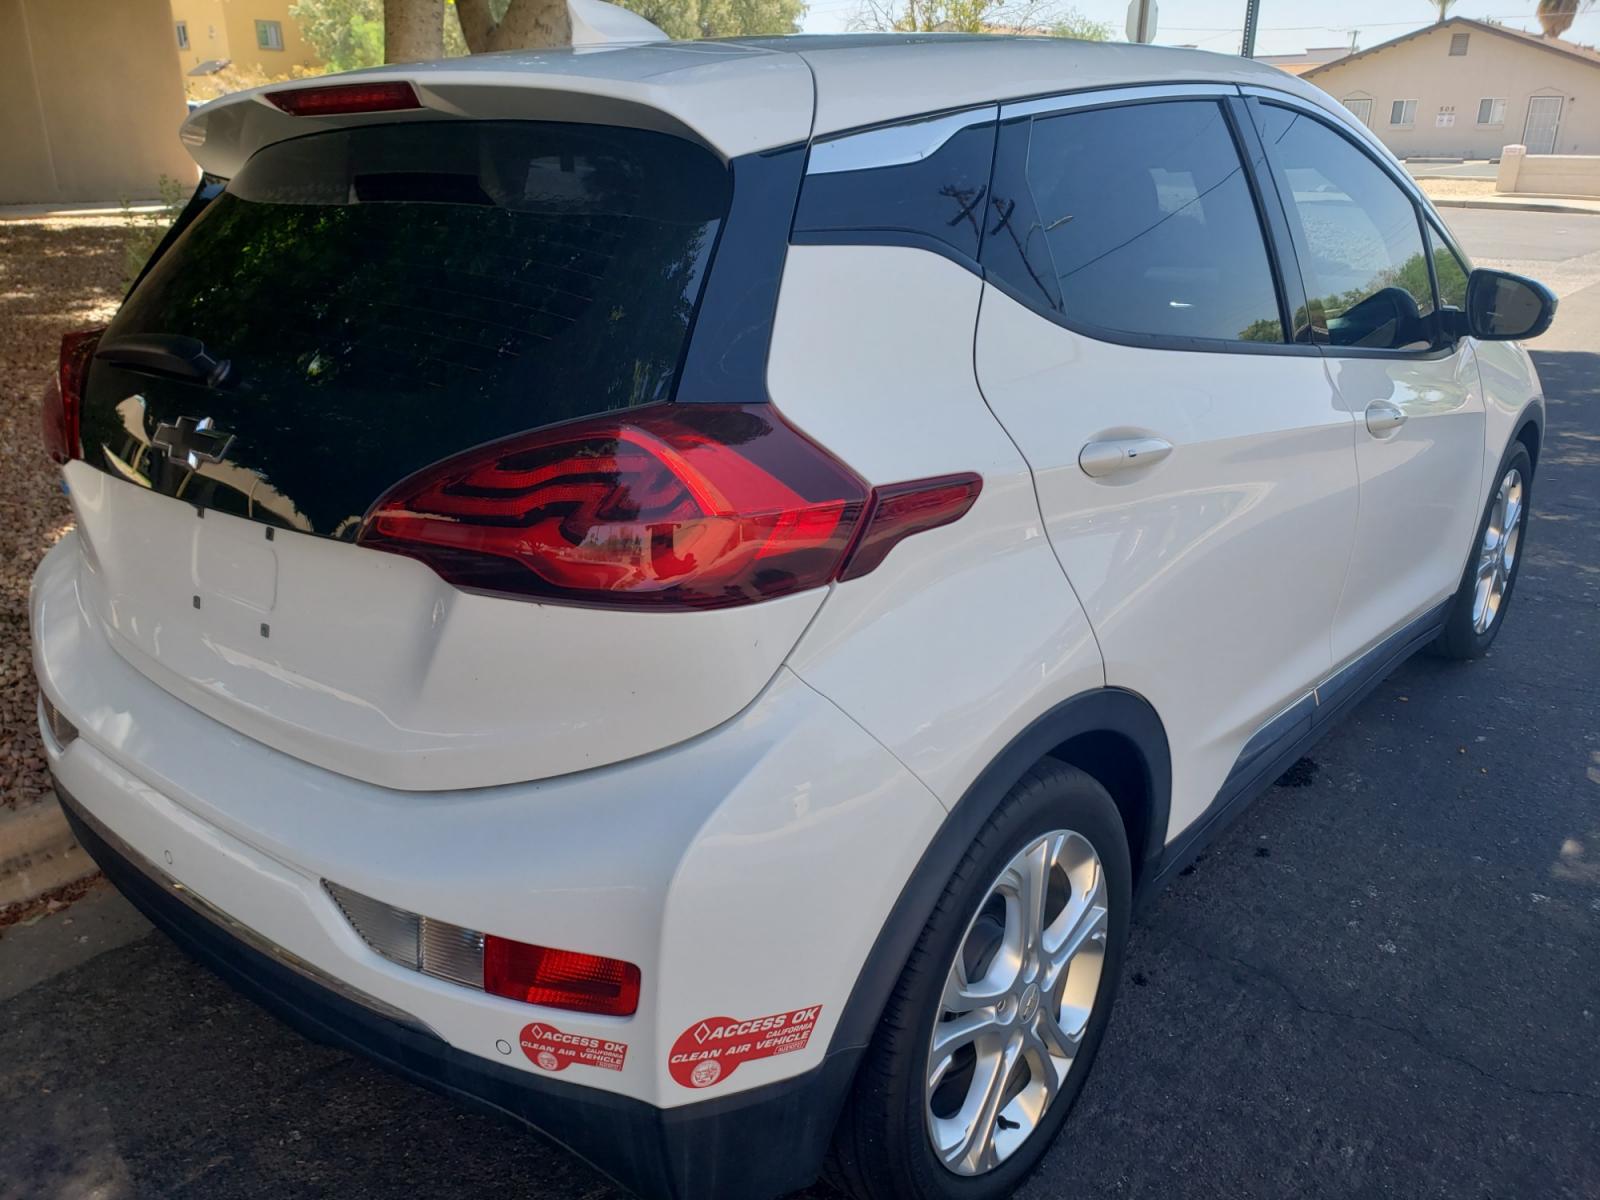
[1225,95,1314,346]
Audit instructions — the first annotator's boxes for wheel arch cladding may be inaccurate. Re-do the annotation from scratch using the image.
[825,687,1170,1065]
[1514,410,1542,473]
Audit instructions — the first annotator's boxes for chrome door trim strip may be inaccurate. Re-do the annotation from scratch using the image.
[806,105,998,176]
[1000,83,1241,123]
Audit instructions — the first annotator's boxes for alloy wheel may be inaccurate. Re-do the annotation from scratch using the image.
[1473,466,1525,635]
[923,830,1108,1176]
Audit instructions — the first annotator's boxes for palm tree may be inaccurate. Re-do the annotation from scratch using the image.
[1429,0,1456,20]
[1535,0,1585,37]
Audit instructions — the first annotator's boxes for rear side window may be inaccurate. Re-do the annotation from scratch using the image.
[1253,104,1436,351]
[85,121,729,535]
[986,100,1284,345]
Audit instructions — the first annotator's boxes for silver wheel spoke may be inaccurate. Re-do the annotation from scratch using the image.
[944,1034,1019,1173]
[1472,467,1525,634]
[926,828,1109,1178]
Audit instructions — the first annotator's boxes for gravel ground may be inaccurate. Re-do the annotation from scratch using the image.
[1416,178,1498,199]
[0,218,124,811]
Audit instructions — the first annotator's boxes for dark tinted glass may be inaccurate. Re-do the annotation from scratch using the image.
[794,118,996,262]
[1015,100,1284,344]
[1254,104,1435,350]
[84,121,729,535]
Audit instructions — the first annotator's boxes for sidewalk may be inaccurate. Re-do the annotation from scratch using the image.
[0,201,164,221]
[1429,193,1600,216]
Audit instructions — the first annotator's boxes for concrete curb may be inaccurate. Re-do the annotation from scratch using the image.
[0,795,95,909]
[1430,196,1600,216]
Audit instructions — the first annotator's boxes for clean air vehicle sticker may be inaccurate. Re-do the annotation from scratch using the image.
[519,1022,628,1073]
[668,1005,823,1089]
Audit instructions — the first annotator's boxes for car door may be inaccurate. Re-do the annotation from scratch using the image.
[972,88,1362,839]
[1247,95,1486,668]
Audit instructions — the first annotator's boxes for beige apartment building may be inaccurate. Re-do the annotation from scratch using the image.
[169,0,320,76]
[0,0,196,205]
[1306,17,1600,159]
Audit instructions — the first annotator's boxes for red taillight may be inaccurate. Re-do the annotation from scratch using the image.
[359,403,983,609]
[265,80,421,117]
[41,328,103,465]
[839,473,984,582]
[483,937,641,1016]
[360,403,870,610]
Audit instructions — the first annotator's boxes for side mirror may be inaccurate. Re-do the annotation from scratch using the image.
[1465,268,1557,341]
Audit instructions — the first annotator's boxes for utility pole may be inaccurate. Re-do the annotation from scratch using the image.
[1240,0,1259,57]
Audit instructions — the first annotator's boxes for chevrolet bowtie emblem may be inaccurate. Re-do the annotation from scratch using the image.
[152,415,235,469]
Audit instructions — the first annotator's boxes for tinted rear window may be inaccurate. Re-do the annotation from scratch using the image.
[84,121,729,535]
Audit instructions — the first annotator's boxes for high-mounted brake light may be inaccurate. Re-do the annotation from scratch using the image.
[41,328,103,465]
[265,80,422,117]
[358,403,982,609]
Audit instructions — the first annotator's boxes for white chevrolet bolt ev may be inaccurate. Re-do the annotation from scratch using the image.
[31,30,1554,1200]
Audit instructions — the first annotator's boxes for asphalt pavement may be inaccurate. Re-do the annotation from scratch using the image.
[4,209,1599,1200]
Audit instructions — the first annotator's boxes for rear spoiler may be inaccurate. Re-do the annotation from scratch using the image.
[177,45,815,178]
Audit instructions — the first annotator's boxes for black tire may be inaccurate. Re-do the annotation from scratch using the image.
[827,759,1132,1200]
[1431,442,1533,660]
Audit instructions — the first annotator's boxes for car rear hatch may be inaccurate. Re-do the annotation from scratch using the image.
[64,69,825,792]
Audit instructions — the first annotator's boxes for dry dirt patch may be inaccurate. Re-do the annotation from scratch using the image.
[0,218,124,811]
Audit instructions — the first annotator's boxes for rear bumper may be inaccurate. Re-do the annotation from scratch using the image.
[58,779,856,1200]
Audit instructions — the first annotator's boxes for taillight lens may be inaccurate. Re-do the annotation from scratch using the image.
[839,473,983,582]
[265,80,422,117]
[41,328,103,465]
[359,403,870,610]
[359,403,984,609]
[483,937,642,1016]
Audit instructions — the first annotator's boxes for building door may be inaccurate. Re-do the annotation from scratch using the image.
[1522,96,1563,154]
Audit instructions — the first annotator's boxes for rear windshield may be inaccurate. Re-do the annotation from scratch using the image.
[84,120,730,535]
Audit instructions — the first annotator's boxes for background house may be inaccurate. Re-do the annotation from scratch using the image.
[169,0,320,76]
[1306,17,1600,158]
[0,0,196,205]
[1257,46,1350,77]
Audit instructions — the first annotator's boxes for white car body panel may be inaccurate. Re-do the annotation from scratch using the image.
[1325,346,1487,664]
[972,284,1360,839]
[769,246,1105,805]
[34,530,943,1104]
[30,33,1555,1199]
[62,462,827,791]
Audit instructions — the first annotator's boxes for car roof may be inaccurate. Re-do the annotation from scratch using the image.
[181,34,1333,177]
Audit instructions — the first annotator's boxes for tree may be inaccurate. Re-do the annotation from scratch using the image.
[1050,10,1111,38]
[290,0,384,71]
[1535,0,1594,37]
[290,0,802,60]
[386,0,444,59]
[852,0,1104,35]
[1427,0,1456,22]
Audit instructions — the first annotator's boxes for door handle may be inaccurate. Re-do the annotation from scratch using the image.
[1365,400,1408,436]
[1079,436,1173,478]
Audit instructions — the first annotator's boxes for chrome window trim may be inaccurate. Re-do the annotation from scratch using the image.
[1237,84,1437,213]
[806,105,998,176]
[1000,83,1240,123]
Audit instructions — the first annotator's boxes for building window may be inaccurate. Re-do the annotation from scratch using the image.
[1390,99,1418,126]
[1449,31,1470,55]
[257,19,284,50]
[1343,98,1374,126]
[175,20,189,49]
[1477,98,1507,125]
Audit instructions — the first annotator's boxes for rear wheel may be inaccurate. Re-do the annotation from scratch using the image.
[829,761,1131,1200]
[1432,444,1532,660]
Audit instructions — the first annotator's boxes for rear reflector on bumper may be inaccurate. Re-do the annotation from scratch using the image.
[324,880,640,1016]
